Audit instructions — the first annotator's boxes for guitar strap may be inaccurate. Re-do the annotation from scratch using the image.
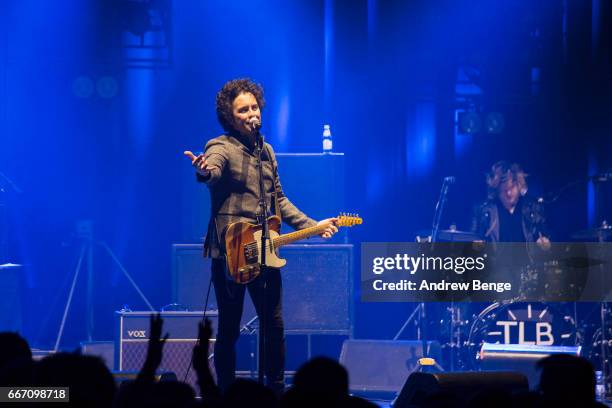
[265,144,281,219]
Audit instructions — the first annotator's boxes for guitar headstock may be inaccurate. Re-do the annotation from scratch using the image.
[336,213,363,227]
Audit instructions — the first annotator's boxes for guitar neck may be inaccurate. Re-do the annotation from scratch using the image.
[273,223,329,247]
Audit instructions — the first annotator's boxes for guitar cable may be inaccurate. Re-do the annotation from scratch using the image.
[182,271,214,383]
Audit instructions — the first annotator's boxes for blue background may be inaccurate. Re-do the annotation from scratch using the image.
[0,0,611,349]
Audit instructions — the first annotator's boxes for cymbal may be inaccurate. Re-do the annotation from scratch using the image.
[416,229,483,242]
[572,223,612,241]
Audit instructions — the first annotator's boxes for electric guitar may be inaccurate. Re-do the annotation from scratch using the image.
[224,213,362,284]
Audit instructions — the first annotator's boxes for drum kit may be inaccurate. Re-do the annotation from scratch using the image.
[405,172,612,392]
[413,223,612,393]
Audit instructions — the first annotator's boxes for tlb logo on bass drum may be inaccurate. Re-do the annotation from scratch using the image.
[127,330,147,338]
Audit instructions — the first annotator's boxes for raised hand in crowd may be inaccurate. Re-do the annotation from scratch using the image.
[138,313,169,383]
[193,318,221,402]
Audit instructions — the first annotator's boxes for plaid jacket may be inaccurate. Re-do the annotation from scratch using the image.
[197,133,317,258]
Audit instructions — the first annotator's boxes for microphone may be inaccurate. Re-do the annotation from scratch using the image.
[249,117,261,131]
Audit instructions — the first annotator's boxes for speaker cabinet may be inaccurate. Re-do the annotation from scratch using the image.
[115,311,217,389]
[171,245,216,311]
[171,244,257,326]
[339,340,441,393]
[279,244,352,333]
[172,244,353,334]
[275,153,345,223]
[80,341,114,370]
[394,371,529,408]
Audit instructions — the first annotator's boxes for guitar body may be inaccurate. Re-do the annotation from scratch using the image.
[224,212,362,284]
[225,216,286,284]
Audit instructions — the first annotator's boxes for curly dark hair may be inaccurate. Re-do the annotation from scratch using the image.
[215,78,265,132]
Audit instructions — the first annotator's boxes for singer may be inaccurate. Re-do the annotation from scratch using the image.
[184,78,337,394]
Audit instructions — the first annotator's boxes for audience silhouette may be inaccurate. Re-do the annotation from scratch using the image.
[0,317,608,408]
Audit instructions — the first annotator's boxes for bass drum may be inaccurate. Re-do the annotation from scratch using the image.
[464,301,577,370]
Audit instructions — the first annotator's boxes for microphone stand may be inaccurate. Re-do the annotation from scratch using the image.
[395,177,454,367]
[425,177,453,367]
[253,130,270,385]
[431,177,453,243]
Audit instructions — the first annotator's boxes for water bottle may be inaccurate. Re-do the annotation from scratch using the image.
[322,124,333,153]
[595,370,605,401]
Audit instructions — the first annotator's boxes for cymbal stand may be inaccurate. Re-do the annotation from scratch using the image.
[593,175,610,400]
[393,303,423,341]
[395,177,455,364]
[596,231,610,400]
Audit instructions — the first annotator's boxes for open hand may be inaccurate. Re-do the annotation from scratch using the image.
[139,313,169,382]
[147,313,168,369]
[184,150,210,177]
[317,218,338,239]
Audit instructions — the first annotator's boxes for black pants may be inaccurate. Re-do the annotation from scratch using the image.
[211,258,285,393]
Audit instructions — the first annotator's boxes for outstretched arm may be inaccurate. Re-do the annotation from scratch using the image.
[185,139,228,186]
[184,151,211,178]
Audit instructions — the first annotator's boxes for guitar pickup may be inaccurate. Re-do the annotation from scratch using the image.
[243,243,259,264]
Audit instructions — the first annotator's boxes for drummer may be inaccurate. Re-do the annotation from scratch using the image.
[472,161,551,250]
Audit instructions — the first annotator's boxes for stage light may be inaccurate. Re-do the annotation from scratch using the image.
[122,0,153,37]
[72,76,95,98]
[485,112,505,134]
[120,0,172,68]
[121,0,169,37]
[96,76,119,98]
[459,112,482,134]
